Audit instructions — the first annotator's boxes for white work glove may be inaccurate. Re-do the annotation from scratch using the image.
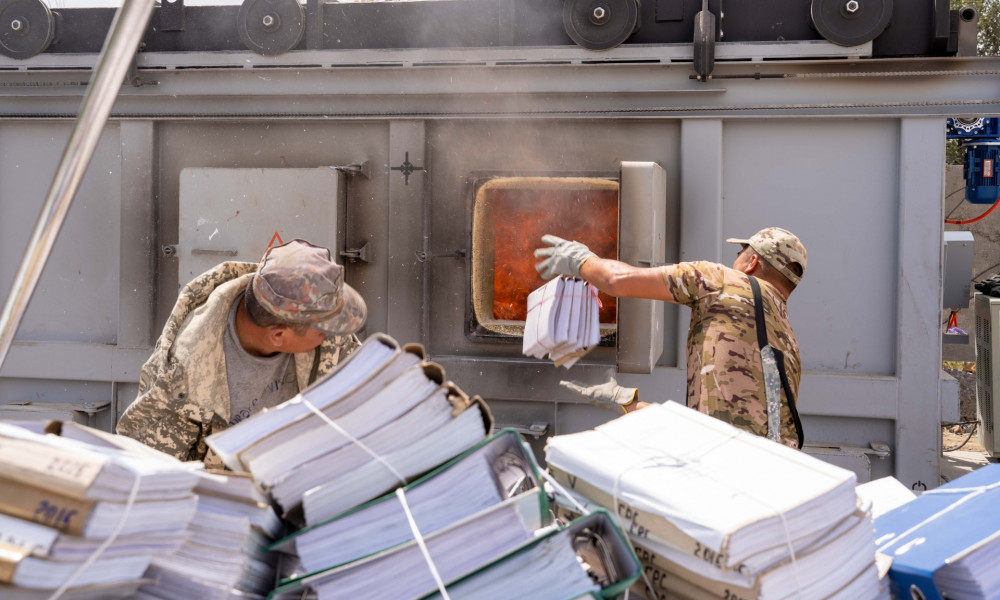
[534,234,596,280]
[560,378,637,412]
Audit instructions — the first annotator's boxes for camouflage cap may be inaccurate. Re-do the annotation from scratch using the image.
[726,227,808,285]
[252,239,367,336]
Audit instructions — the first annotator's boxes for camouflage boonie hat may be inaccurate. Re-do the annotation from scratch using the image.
[726,227,808,285]
[252,239,367,336]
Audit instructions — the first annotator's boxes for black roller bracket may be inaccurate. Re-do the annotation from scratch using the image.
[0,0,55,59]
[237,0,305,56]
[810,0,893,47]
[160,0,185,33]
[562,0,640,51]
[693,0,716,82]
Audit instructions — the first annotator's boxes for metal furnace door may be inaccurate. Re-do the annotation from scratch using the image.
[177,167,344,283]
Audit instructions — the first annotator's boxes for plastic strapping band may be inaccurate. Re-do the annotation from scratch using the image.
[46,470,143,600]
[302,398,407,486]
[544,467,646,600]
[396,488,452,600]
[587,281,603,308]
[600,426,804,600]
[540,469,590,515]
[611,455,673,600]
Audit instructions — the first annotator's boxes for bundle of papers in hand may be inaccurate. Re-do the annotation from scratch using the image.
[523,276,601,369]
[545,402,882,600]
[874,463,1000,600]
[270,429,544,576]
[206,333,493,521]
[0,421,199,599]
[135,469,283,600]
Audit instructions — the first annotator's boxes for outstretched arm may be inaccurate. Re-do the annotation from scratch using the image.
[578,256,677,302]
[534,234,677,303]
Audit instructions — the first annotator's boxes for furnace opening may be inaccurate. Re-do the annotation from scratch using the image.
[470,176,619,340]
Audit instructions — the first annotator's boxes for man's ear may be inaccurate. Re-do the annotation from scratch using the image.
[741,253,759,275]
[266,325,290,349]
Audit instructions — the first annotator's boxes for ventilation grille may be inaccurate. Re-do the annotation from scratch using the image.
[974,295,1000,452]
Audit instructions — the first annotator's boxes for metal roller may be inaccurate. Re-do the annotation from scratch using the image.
[0,0,54,59]
[237,0,305,56]
[810,0,893,47]
[562,0,639,51]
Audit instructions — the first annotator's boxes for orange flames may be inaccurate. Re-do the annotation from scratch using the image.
[489,185,618,322]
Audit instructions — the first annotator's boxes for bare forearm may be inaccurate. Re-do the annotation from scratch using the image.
[579,257,676,302]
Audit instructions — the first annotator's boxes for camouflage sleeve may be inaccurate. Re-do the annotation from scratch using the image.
[309,333,362,383]
[660,261,725,308]
[116,361,207,462]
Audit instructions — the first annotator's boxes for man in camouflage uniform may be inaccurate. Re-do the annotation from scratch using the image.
[536,227,807,449]
[117,239,366,468]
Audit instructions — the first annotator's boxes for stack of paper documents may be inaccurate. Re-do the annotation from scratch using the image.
[420,510,638,600]
[874,463,1000,600]
[270,498,638,600]
[207,335,492,524]
[523,276,600,368]
[0,421,199,598]
[135,469,283,600]
[270,429,544,576]
[206,334,493,520]
[545,402,882,600]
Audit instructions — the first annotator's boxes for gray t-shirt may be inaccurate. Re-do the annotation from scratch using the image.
[223,293,299,426]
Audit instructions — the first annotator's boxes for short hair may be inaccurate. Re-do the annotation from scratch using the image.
[751,249,802,290]
[244,282,313,335]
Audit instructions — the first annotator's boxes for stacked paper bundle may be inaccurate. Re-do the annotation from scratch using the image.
[874,463,1000,600]
[210,334,642,600]
[206,334,493,523]
[546,402,884,600]
[269,498,638,600]
[0,421,199,600]
[523,276,600,368]
[268,430,543,576]
[135,470,283,600]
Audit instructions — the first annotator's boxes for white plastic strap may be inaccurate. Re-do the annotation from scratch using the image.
[302,398,407,486]
[47,471,143,600]
[612,456,671,600]
[543,467,644,600]
[602,429,804,600]
[396,488,452,600]
[539,469,590,515]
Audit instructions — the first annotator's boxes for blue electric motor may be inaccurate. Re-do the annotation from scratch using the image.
[947,117,1000,204]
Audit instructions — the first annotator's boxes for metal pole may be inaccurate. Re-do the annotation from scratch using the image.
[0,0,154,371]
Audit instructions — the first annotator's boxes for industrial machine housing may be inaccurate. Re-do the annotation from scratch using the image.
[0,0,996,492]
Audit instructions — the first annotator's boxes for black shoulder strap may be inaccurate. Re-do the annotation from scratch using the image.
[748,277,768,350]
[748,276,804,449]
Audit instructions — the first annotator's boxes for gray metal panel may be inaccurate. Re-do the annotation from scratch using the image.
[425,119,681,361]
[156,121,386,324]
[942,230,974,311]
[388,121,426,345]
[895,117,946,490]
[0,122,121,344]
[118,121,156,349]
[677,119,723,374]
[617,161,666,374]
[177,167,343,283]
[722,120,900,376]
[940,372,960,425]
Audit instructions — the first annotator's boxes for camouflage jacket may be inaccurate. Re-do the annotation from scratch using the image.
[116,262,359,468]
[661,261,801,448]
